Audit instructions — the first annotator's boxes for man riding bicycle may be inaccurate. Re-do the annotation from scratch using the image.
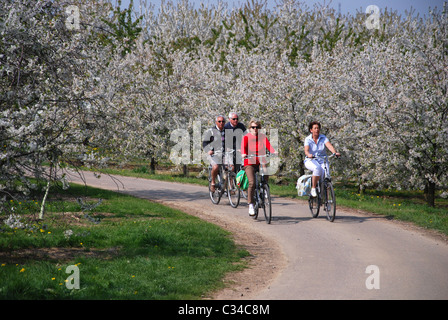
[224,111,247,172]
[203,115,226,192]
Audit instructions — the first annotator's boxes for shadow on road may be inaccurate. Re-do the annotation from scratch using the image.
[269,215,313,224]
[120,189,208,202]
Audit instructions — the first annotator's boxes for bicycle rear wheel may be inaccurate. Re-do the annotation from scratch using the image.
[227,172,240,208]
[324,181,336,222]
[262,184,272,224]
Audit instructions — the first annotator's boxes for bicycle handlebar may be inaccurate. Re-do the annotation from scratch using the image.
[211,149,235,157]
[244,153,278,159]
[311,153,340,160]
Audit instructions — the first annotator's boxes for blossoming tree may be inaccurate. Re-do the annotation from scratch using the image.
[1,0,446,214]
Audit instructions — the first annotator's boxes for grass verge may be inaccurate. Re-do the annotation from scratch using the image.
[0,184,248,299]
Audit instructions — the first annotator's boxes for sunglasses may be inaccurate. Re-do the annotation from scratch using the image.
[231,118,238,120]
[250,126,260,129]
[217,120,225,123]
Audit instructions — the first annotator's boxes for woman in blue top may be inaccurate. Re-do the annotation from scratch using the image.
[304,121,340,197]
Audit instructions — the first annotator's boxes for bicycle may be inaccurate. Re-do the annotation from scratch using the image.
[208,150,241,207]
[308,154,338,222]
[244,155,273,224]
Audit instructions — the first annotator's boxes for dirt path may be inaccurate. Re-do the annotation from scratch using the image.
[66,170,448,300]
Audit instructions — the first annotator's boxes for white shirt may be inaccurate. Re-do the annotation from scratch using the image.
[304,134,329,162]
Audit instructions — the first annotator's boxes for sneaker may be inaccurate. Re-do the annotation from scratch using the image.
[248,204,255,216]
[311,188,317,197]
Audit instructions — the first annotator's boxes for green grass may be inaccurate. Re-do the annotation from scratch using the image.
[97,165,448,236]
[0,184,248,299]
[333,184,448,234]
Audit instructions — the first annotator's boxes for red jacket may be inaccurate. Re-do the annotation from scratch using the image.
[241,132,275,166]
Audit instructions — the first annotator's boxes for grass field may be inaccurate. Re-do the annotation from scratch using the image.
[0,184,248,299]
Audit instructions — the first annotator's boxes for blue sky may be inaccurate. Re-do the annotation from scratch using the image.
[118,0,446,16]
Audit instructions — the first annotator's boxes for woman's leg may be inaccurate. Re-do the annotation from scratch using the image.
[305,160,323,196]
[245,165,256,204]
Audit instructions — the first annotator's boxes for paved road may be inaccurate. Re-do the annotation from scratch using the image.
[66,170,448,300]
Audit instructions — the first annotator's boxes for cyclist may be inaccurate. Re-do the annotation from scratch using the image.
[304,121,340,197]
[203,115,226,192]
[241,120,276,216]
[224,111,247,171]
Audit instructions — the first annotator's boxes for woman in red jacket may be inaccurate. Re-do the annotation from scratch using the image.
[241,119,276,216]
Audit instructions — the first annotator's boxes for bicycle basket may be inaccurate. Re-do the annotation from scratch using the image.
[236,170,249,190]
[296,174,312,196]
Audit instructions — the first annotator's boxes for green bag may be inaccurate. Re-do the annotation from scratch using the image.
[236,169,248,190]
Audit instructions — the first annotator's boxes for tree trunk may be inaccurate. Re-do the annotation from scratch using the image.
[358,183,365,195]
[150,157,156,174]
[424,181,436,207]
[39,180,50,220]
[298,154,305,177]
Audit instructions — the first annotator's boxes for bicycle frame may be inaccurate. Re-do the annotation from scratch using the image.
[208,150,240,207]
[254,164,267,203]
[314,154,334,187]
[308,154,337,222]
[245,154,273,224]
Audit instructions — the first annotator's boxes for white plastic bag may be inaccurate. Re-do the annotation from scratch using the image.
[296,174,312,196]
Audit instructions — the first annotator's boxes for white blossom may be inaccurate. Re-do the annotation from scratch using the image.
[0,0,446,208]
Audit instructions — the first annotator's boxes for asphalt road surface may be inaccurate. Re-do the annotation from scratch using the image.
[66,170,448,300]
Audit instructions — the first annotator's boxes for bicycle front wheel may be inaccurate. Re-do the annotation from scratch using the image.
[209,171,222,205]
[252,190,259,220]
[227,172,240,208]
[262,184,272,224]
[324,182,336,222]
[308,195,320,218]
